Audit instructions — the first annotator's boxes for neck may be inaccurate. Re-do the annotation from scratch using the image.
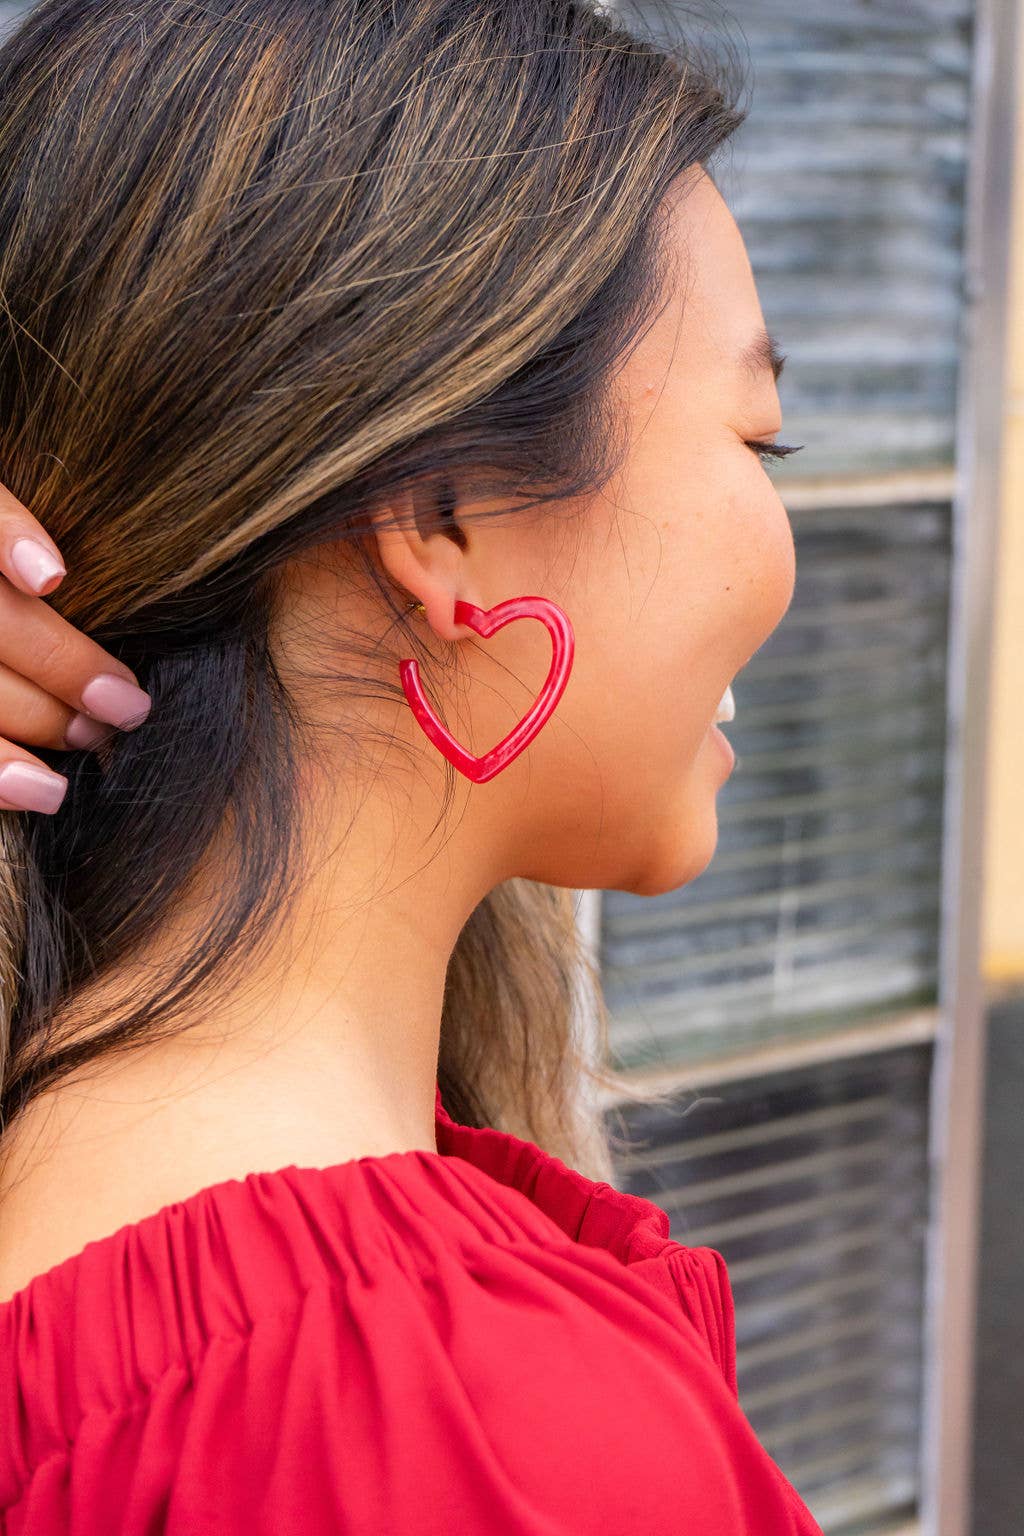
[68,771,503,1153]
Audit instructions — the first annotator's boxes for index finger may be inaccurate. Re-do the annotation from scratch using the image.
[0,481,68,596]
[0,579,151,730]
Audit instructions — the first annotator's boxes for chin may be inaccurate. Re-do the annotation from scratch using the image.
[628,805,720,897]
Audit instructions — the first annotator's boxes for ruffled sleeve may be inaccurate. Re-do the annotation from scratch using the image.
[433,1083,739,1395]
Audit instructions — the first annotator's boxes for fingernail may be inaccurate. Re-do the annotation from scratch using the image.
[10,537,66,596]
[0,761,68,813]
[79,673,152,730]
[64,711,112,750]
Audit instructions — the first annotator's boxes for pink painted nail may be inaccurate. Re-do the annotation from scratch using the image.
[0,761,68,813]
[79,673,152,730]
[10,537,66,596]
[64,712,112,751]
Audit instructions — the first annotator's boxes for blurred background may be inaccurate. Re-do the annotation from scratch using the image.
[0,2,1018,1536]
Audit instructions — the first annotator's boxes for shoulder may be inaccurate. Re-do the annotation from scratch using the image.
[0,1041,434,1305]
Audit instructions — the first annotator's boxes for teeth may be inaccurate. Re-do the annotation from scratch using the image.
[714,684,735,725]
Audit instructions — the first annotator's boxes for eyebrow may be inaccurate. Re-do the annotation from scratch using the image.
[739,327,787,384]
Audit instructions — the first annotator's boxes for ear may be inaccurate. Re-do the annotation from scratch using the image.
[370,486,484,642]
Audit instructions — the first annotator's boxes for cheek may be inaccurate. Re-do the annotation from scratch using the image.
[705,485,797,668]
[564,608,709,799]
[644,492,795,763]
[554,484,795,788]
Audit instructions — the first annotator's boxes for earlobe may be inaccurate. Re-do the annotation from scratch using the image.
[369,500,478,644]
[409,590,480,645]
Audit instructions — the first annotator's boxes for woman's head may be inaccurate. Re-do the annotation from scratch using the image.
[372,166,795,902]
[0,0,769,1171]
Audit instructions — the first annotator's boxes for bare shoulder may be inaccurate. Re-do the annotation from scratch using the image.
[0,1040,424,1307]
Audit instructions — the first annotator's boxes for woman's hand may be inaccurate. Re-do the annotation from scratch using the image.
[0,483,152,815]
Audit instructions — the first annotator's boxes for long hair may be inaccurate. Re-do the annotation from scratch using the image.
[0,0,747,1181]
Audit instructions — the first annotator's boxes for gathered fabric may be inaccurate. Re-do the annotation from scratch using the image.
[0,1082,824,1534]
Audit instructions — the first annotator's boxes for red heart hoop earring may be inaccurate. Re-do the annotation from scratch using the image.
[399,595,574,784]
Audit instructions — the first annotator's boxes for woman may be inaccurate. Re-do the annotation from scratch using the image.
[0,1,817,1531]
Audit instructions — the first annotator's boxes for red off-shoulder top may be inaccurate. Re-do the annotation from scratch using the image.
[0,1081,824,1533]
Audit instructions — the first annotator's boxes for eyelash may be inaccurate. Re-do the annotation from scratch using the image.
[744,437,805,469]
